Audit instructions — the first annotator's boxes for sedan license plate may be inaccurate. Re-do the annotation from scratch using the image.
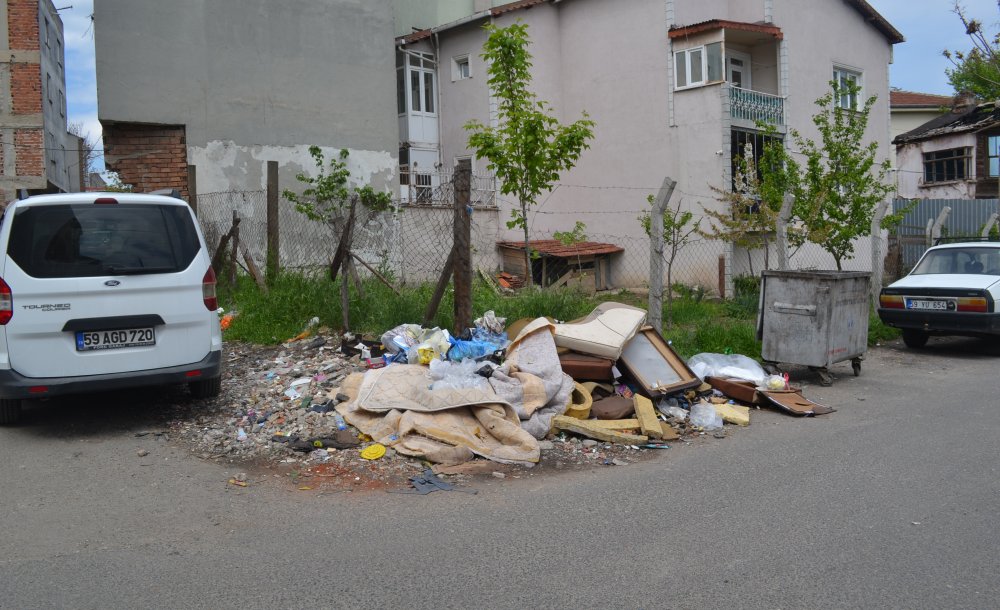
[76,327,155,351]
[905,299,949,311]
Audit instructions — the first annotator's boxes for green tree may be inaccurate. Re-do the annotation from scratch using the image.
[465,22,595,287]
[787,81,897,270]
[700,136,798,275]
[944,1,1000,99]
[282,146,394,278]
[639,196,700,327]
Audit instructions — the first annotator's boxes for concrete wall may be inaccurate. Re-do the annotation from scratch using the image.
[95,0,398,195]
[895,133,977,200]
[891,108,947,142]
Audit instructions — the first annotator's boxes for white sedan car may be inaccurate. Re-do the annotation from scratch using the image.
[878,240,1000,348]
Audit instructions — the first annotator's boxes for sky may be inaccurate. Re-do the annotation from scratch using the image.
[58,0,1000,173]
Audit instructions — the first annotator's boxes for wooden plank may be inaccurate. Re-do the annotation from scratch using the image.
[586,419,640,430]
[423,247,456,326]
[633,395,663,439]
[552,415,648,444]
[659,422,680,440]
[350,251,401,296]
[266,161,279,284]
[240,243,266,290]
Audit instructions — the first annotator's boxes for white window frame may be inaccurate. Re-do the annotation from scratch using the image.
[674,42,723,91]
[452,54,471,81]
[404,51,438,117]
[832,65,862,110]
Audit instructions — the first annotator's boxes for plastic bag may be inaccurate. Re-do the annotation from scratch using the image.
[428,358,488,390]
[407,328,452,364]
[687,353,766,385]
[474,310,507,335]
[689,401,723,430]
[447,328,507,361]
[763,373,789,390]
[381,324,422,355]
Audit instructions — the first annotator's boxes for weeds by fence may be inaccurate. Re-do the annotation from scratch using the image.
[197,180,868,298]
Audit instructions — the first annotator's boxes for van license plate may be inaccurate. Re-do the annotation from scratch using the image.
[76,328,156,351]
[905,299,948,311]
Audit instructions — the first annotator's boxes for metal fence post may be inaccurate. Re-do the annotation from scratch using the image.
[870,198,891,307]
[648,176,676,334]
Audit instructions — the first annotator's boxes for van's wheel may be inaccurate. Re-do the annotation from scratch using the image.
[0,398,22,425]
[902,329,929,349]
[189,377,222,399]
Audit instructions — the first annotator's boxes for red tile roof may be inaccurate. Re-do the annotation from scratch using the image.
[497,239,625,258]
[890,90,954,108]
[669,19,783,41]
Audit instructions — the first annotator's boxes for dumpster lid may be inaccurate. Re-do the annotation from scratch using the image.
[760,270,871,280]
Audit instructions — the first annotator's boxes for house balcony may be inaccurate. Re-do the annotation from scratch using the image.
[728,86,784,128]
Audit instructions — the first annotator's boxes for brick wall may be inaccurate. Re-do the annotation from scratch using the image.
[103,123,189,199]
[10,62,42,114]
[14,128,42,177]
[7,0,40,52]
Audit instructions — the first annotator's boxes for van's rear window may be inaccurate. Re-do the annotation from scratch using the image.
[7,204,201,278]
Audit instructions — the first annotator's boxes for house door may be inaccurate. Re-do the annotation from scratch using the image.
[727,51,752,90]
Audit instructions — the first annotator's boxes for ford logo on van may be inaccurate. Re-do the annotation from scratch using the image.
[104,280,121,287]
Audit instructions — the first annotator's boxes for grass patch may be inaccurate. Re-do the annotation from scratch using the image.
[219,270,886,359]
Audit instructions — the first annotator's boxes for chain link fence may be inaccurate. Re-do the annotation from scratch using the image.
[196,181,876,297]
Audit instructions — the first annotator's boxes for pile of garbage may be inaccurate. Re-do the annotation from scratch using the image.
[174,302,833,484]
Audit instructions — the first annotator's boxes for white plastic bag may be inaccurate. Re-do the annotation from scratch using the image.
[689,401,723,430]
[687,353,766,385]
[428,358,487,390]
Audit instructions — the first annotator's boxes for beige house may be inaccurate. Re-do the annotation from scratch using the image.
[396,0,902,289]
[890,90,952,142]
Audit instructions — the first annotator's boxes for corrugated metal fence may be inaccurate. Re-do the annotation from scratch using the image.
[890,198,1000,277]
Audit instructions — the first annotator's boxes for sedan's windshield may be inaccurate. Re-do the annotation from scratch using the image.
[912,247,1000,275]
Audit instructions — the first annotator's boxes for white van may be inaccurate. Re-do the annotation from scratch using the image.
[0,192,223,424]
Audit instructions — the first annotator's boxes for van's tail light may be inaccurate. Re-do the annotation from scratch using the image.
[879,294,904,309]
[202,267,218,311]
[957,296,989,312]
[0,277,11,325]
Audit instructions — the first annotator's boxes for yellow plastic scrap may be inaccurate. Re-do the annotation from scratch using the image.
[360,443,387,460]
[714,403,751,426]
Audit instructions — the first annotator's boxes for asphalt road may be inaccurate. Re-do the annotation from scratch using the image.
[2,336,999,609]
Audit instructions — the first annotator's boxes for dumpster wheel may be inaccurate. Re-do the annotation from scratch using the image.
[851,358,862,377]
[809,366,834,386]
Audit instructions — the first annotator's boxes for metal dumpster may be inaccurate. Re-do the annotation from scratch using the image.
[757,270,870,385]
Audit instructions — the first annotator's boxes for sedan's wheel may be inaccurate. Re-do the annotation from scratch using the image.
[189,377,222,399]
[902,329,929,349]
[0,398,22,425]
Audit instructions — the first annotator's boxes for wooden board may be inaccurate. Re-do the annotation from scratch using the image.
[633,395,663,439]
[552,415,648,444]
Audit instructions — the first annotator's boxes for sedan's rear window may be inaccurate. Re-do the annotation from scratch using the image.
[7,204,201,278]
[912,247,1000,275]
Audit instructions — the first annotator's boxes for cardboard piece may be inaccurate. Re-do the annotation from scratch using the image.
[760,390,835,416]
[619,327,701,398]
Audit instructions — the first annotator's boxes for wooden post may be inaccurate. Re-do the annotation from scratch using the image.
[266,161,279,285]
[229,210,240,287]
[648,177,676,334]
[718,255,727,299]
[424,248,456,326]
[453,159,473,334]
[187,165,198,216]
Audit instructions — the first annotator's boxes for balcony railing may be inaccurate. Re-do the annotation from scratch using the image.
[729,86,784,126]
